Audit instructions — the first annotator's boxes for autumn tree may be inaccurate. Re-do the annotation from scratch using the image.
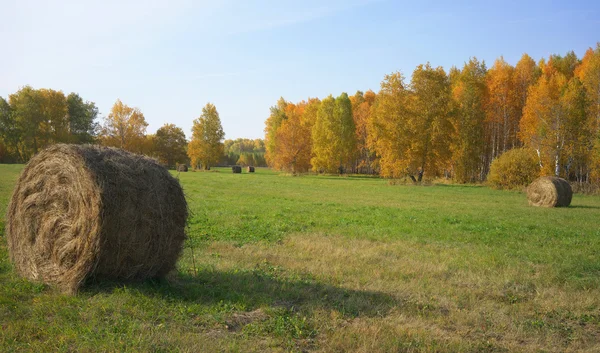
[154,123,188,168]
[311,93,356,174]
[512,53,540,145]
[485,57,518,160]
[368,72,413,178]
[187,103,225,170]
[351,90,376,173]
[408,63,453,181]
[100,99,148,154]
[264,98,288,166]
[575,44,600,181]
[520,57,590,178]
[451,58,488,182]
[271,100,315,173]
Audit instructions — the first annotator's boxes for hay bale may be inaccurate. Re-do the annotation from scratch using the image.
[247,166,255,173]
[6,144,188,293]
[232,166,241,173]
[177,164,188,172]
[526,176,572,207]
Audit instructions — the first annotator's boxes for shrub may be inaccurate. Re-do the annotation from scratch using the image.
[487,148,540,190]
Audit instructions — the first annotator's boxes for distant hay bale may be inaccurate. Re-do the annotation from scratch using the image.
[526,176,572,207]
[6,144,188,293]
[247,166,255,173]
[232,166,242,173]
[177,164,188,172]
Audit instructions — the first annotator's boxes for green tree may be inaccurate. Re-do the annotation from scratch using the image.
[155,123,188,168]
[187,103,225,170]
[0,96,21,161]
[66,93,98,144]
[8,86,45,159]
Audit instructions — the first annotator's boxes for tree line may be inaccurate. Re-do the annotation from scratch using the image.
[0,88,266,169]
[264,44,600,183]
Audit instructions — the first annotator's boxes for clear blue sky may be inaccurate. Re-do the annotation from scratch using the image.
[1,0,598,140]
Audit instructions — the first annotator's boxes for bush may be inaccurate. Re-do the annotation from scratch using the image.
[488,148,540,190]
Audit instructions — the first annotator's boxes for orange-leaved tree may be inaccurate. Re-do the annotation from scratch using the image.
[272,99,318,173]
[351,90,376,174]
[485,57,518,159]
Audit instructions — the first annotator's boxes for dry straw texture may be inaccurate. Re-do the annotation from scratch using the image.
[526,176,572,207]
[6,144,188,293]
[247,166,255,173]
[177,164,188,172]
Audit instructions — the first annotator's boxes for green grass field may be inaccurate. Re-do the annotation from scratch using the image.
[1,165,599,352]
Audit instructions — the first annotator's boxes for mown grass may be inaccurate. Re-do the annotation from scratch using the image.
[1,165,599,352]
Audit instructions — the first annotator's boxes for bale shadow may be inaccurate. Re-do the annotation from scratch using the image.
[568,205,600,209]
[83,269,399,318]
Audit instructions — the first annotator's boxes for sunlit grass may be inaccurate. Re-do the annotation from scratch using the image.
[1,165,599,352]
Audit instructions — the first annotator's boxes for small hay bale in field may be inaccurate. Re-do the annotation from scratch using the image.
[526,176,572,207]
[247,166,255,173]
[6,144,188,293]
[232,166,242,173]
[177,164,188,172]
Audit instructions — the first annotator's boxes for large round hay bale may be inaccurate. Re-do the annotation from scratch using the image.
[526,176,572,207]
[6,144,188,293]
[247,166,255,173]
[177,164,188,172]
[232,166,241,173]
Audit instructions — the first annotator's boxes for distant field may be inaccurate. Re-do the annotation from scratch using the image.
[1,164,600,352]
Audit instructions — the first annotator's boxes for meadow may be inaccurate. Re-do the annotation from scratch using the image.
[1,164,599,352]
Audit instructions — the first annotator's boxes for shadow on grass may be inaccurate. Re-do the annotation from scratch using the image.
[569,205,600,209]
[82,269,398,318]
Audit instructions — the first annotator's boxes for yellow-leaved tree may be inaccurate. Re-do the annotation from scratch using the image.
[450,58,488,182]
[264,98,288,166]
[575,44,600,182]
[311,93,356,174]
[99,99,148,154]
[187,103,225,170]
[519,59,590,178]
[368,72,412,178]
[408,63,453,181]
